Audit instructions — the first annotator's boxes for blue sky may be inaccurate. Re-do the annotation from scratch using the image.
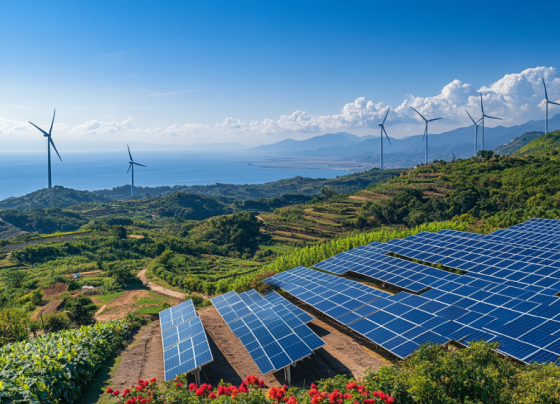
[1,0,560,148]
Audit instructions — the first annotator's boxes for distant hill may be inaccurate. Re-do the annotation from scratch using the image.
[0,169,402,211]
[513,130,560,156]
[94,168,403,200]
[245,114,560,167]
[494,131,544,155]
[0,186,111,211]
[248,132,374,154]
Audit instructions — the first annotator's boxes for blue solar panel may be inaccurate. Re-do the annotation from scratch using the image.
[210,288,324,374]
[160,303,213,381]
[159,300,197,332]
[264,218,560,364]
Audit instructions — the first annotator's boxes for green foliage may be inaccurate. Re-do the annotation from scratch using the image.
[0,317,141,404]
[0,208,88,234]
[363,341,560,404]
[146,192,232,220]
[111,225,128,239]
[513,130,560,156]
[494,131,544,155]
[188,211,270,253]
[0,185,111,211]
[66,296,98,326]
[235,193,315,212]
[0,308,30,346]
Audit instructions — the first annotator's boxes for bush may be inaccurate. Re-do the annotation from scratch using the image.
[66,296,98,326]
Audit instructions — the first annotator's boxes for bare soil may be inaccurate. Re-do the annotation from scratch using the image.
[109,322,166,390]
[137,269,185,300]
[94,290,180,321]
[43,282,67,296]
[35,299,66,318]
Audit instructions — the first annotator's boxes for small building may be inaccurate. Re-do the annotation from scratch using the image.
[72,273,82,279]
[81,285,94,291]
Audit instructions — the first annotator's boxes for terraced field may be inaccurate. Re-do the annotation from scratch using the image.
[260,198,364,244]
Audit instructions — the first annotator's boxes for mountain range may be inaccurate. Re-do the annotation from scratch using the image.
[247,114,560,167]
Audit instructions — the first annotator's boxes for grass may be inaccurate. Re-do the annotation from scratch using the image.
[135,306,162,314]
[76,353,123,404]
[94,291,125,305]
[303,209,349,219]
[302,216,343,226]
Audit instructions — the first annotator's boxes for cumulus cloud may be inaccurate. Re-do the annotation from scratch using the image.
[1,66,559,144]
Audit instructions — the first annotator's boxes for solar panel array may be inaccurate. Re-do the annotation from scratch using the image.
[266,219,560,364]
[211,289,324,374]
[160,300,213,381]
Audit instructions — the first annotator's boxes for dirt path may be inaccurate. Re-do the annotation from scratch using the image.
[137,269,184,300]
[109,322,165,389]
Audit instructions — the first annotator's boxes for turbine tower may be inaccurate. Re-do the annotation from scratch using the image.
[479,94,501,150]
[126,145,147,197]
[466,110,481,157]
[542,77,560,134]
[28,109,62,189]
[379,107,391,170]
[410,107,442,164]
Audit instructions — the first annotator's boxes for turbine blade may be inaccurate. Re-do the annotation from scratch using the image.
[466,110,476,125]
[421,126,427,141]
[382,106,390,125]
[543,77,549,101]
[49,138,62,161]
[428,117,442,122]
[127,144,133,161]
[127,163,132,174]
[49,109,56,135]
[485,115,502,120]
[410,107,427,122]
[28,121,49,136]
[549,100,560,106]
[133,162,147,167]
[383,127,391,145]
[480,93,484,114]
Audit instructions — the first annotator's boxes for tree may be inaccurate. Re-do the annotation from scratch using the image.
[111,225,127,239]
[31,290,44,306]
[321,186,338,199]
[477,149,494,161]
[66,296,98,326]
[5,269,26,289]
[0,308,30,346]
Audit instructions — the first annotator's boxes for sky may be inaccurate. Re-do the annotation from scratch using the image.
[1,0,560,149]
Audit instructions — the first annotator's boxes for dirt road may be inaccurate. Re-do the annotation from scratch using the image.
[137,269,184,300]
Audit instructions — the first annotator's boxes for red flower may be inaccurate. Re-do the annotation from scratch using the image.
[112,390,120,397]
[346,382,357,391]
[135,386,143,391]
[343,393,353,399]
[208,392,217,399]
[266,387,286,404]
[189,383,197,391]
[174,382,183,388]
[122,389,131,397]
[150,378,157,383]
[106,388,113,394]
[385,397,394,404]
[311,383,316,388]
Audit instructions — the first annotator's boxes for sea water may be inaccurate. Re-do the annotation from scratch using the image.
[0,151,353,200]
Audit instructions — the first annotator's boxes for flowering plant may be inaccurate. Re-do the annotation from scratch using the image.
[105,375,394,404]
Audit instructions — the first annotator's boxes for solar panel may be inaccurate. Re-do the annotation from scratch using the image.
[264,218,560,363]
[160,300,197,331]
[211,289,324,374]
[160,300,213,381]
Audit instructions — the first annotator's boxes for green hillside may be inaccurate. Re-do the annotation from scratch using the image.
[0,186,111,211]
[93,168,403,200]
[494,130,543,154]
[513,130,560,156]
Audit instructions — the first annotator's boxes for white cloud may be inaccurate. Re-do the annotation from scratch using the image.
[1,66,559,145]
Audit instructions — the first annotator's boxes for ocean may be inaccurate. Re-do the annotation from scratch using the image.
[0,151,357,200]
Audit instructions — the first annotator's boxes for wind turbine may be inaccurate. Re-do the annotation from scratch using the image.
[479,94,501,150]
[28,109,62,189]
[466,110,482,157]
[379,107,391,170]
[126,145,147,197]
[410,107,442,164]
[542,77,560,134]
